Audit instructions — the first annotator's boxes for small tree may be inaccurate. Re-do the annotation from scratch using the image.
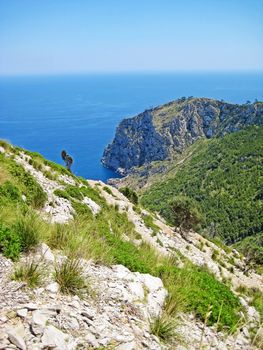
[61,150,74,172]
[168,195,203,235]
[119,187,138,205]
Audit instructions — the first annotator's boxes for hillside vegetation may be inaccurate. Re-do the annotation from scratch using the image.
[0,140,262,349]
[141,126,263,262]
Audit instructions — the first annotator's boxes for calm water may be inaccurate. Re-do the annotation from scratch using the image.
[0,72,262,181]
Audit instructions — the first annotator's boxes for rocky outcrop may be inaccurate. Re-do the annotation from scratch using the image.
[0,252,167,350]
[102,98,263,173]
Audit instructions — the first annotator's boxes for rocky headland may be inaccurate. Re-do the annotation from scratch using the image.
[102,98,263,175]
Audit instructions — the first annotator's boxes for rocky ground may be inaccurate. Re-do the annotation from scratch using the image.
[0,244,167,350]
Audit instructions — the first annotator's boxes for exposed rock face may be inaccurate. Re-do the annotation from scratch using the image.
[102,98,263,173]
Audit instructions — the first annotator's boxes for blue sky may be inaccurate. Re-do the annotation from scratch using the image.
[0,0,262,75]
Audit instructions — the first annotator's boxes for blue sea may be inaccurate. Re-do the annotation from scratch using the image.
[0,72,262,181]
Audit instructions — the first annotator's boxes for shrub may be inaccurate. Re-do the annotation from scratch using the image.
[103,186,114,195]
[13,260,44,288]
[72,200,93,218]
[53,189,70,200]
[9,162,47,208]
[164,265,241,330]
[167,195,203,232]
[119,187,138,204]
[0,222,21,260]
[0,181,21,202]
[54,258,87,296]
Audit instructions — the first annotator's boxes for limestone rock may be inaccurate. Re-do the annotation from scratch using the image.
[82,197,101,215]
[37,243,55,262]
[7,325,26,350]
[41,325,72,350]
[31,309,48,336]
[116,341,136,350]
[46,282,59,293]
[17,309,28,318]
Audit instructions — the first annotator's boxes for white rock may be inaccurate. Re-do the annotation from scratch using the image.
[82,197,101,215]
[141,274,163,292]
[0,146,5,153]
[7,326,26,350]
[85,332,100,348]
[116,341,136,350]
[242,326,250,339]
[113,265,131,279]
[24,303,38,310]
[128,282,145,300]
[31,309,48,336]
[247,306,259,321]
[71,300,80,309]
[37,243,55,262]
[16,309,28,318]
[41,325,71,350]
[239,297,247,308]
[46,282,59,293]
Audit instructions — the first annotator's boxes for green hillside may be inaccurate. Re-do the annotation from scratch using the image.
[0,140,246,332]
[141,126,263,262]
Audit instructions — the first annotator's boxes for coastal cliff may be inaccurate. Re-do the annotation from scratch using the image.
[102,97,263,174]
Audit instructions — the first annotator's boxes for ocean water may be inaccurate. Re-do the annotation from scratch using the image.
[0,72,262,181]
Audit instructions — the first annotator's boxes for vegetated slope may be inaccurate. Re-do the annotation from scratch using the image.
[141,126,263,259]
[0,140,262,349]
[102,97,263,174]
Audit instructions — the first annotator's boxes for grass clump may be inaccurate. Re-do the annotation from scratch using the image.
[160,263,241,331]
[54,258,87,296]
[13,211,42,252]
[250,289,263,322]
[150,314,177,342]
[13,260,44,288]
[103,186,114,195]
[142,213,160,236]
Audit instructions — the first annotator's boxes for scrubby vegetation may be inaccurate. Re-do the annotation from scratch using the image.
[54,258,87,296]
[141,126,263,256]
[141,213,160,236]
[13,259,44,288]
[166,195,203,233]
[0,141,254,335]
[119,186,138,204]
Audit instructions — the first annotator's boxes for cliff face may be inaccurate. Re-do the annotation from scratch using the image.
[102,98,263,173]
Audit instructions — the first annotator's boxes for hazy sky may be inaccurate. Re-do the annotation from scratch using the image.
[0,0,262,75]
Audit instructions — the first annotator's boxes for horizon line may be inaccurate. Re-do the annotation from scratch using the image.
[0,69,263,78]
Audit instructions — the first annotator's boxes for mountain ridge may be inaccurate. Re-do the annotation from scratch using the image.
[102,97,263,174]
